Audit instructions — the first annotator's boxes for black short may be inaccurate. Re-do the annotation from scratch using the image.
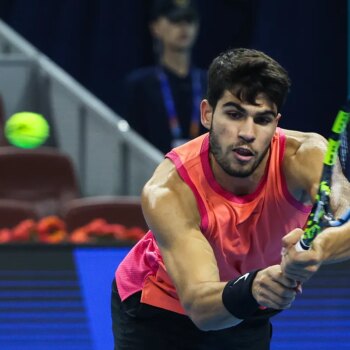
[111,279,272,350]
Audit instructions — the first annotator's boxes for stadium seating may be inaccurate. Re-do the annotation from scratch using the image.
[0,146,80,218]
[0,199,38,228]
[62,195,147,232]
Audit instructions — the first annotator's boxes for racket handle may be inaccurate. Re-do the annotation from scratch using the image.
[295,239,310,252]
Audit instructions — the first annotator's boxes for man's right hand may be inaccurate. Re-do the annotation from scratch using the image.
[251,265,299,310]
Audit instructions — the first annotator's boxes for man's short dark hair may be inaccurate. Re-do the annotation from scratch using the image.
[150,0,199,23]
[207,48,291,112]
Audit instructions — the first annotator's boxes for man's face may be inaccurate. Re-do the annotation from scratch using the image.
[151,17,199,51]
[206,90,280,178]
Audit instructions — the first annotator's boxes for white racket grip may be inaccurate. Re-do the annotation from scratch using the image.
[295,240,310,252]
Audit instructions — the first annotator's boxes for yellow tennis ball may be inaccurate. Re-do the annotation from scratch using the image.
[5,112,50,149]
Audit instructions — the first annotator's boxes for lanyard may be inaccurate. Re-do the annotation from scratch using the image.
[158,67,202,140]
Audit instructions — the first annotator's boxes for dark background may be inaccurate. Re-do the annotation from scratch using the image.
[0,0,347,138]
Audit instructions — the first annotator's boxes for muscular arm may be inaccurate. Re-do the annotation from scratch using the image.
[281,130,350,282]
[142,159,236,330]
[142,159,297,330]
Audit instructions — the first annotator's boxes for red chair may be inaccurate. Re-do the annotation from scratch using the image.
[62,195,148,233]
[0,147,80,218]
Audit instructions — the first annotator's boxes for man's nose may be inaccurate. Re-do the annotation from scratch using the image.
[238,118,256,143]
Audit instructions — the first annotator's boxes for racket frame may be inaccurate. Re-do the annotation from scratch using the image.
[296,107,350,251]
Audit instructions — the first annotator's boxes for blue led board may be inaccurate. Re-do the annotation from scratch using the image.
[0,246,349,349]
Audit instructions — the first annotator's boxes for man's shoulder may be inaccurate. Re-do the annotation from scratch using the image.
[281,129,327,197]
[143,159,180,198]
[142,158,197,214]
[283,129,327,159]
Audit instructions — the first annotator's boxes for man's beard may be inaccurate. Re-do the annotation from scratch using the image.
[209,128,270,178]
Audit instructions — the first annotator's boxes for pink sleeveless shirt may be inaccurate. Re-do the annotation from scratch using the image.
[116,129,311,314]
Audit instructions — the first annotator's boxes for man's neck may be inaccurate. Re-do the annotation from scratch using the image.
[160,49,191,77]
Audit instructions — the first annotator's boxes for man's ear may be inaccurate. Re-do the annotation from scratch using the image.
[276,113,282,124]
[200,99,213,130]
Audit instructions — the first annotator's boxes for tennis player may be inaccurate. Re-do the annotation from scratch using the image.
[112,48,350,349]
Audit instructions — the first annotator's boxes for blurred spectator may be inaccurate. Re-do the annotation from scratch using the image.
[124,0,207,153]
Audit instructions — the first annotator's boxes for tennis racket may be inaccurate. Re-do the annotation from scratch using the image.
[295,103,350,252]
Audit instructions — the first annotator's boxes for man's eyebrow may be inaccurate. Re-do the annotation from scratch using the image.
[222,102,277,117]
[221,102,246,112]
[255,110,277,118]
